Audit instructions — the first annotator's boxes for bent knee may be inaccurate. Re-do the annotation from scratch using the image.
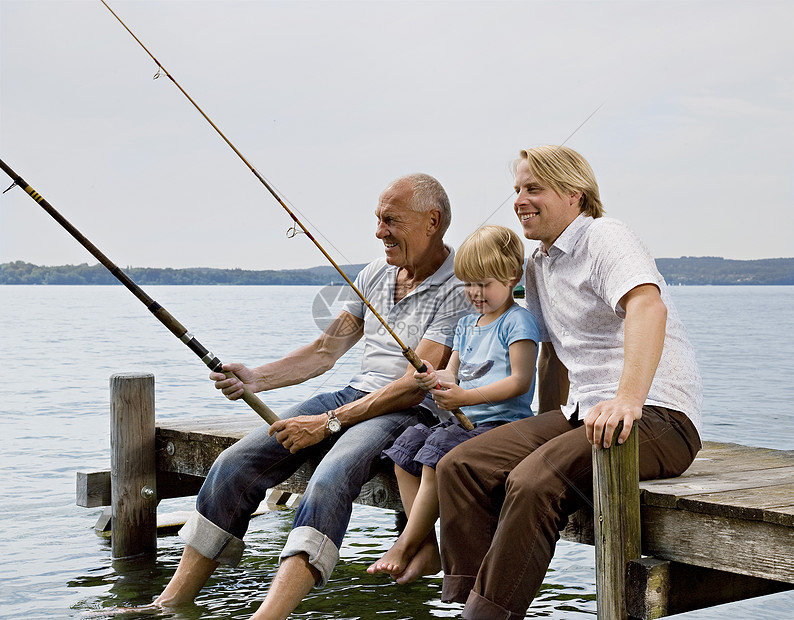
[435,442,469,483]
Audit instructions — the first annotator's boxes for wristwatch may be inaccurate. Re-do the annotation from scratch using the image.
[326,410,342,435]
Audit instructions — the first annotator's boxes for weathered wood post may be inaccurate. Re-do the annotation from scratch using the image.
[110,372,157,558]
[593,424,640,620]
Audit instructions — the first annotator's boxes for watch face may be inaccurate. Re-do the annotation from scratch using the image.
[328,417,342,433]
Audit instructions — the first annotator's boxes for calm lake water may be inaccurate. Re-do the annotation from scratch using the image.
[1,284,792,619]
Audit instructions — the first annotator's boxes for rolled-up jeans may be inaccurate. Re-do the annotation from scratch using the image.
[179,385,430,585]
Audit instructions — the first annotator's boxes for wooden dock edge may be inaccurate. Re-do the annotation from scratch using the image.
[77,434,792,619]
[75,377,794,618]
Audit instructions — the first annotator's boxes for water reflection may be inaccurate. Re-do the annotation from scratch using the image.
[69,504,599,619]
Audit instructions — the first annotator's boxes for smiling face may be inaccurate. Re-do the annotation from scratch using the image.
[375,180,440,269]
[463,278,515,321]
[513,159,582,251]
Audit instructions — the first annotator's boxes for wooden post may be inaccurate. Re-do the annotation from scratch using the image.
[110,372,157,559]
[593,424,641,620]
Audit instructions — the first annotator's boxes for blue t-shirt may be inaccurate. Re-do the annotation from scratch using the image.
[452,303,540,424]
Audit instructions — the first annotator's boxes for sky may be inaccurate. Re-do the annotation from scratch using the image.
[1,0,792,271]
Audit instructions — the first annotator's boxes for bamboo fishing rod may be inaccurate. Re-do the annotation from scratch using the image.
[101,1,474,430]
[0,158,279,426]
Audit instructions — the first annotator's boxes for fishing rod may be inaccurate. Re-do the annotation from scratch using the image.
[101,0,474,430]
[0,158,279,426]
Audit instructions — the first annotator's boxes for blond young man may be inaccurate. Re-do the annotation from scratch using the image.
[437,147,702,619]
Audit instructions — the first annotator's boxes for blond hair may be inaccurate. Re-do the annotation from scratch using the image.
[454,225,524,285]
[514,145,604,218]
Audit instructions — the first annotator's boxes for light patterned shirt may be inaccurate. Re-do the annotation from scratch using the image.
[524,214,703,435]
[343,247,470,417]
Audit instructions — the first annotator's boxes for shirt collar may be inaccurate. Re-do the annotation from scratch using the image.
[388,244,456,290]
[421,244,456,287]
[531,213,593,261]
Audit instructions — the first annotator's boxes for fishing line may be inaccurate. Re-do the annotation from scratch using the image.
[0,159,279,426]
[474,101,606,231]
[100,0,474,429]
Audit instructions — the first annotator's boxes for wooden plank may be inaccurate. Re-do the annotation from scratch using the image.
[675,483,794,527]
[155,416,264,477]
[686,442,794,474]
[157,415,260,439]
[641,466,794,498]
[641,505,794,584]
[77,470,206,507]
[77,470,111,508]
[156,428,238,477]
[641,467,794,515]
[767,503,794,527]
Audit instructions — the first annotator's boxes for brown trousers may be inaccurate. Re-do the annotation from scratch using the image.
[436,407,701,620]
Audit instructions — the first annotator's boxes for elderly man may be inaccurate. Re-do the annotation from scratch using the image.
[436,146,703,619]
[152,173,468,619]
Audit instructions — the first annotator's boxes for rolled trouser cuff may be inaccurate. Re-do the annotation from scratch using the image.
[179,510,245,567]
[280,526,340,587]
[441,574,477,603]
[462,589,526,620]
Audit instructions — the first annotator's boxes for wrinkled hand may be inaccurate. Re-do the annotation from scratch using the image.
[209,362,257,401]
[429,380,471,411]
[268,414,328,454]
[414,360,439,392]
[584,396,643,448]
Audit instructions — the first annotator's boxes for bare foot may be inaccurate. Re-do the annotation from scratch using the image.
[367,539,413,576]
[394,536,441,585]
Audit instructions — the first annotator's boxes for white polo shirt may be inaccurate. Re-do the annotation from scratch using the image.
[524,214,702,435]
[343,247,470,414]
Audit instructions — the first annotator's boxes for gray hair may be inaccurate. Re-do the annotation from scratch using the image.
[401,173,452,236]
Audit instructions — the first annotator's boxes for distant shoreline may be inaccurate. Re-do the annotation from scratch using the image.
[2,257,793,286]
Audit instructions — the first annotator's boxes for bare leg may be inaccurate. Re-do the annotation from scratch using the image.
[154,544,220,607]
[396,465,421,515]
[368,465,441,579]
[250,553,319,620]
[367,466,420,575]
[78,545,218,617]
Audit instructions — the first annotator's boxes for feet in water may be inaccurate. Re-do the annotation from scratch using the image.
[367,540,412,577]
[367,535,441,584]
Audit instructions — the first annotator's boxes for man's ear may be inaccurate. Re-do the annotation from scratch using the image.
[427,209,442,235]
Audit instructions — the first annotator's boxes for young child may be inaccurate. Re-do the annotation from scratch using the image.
[367,224,540,584]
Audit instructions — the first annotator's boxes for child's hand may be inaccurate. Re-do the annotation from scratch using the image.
[430,380,472,410]
[413,360,439,391]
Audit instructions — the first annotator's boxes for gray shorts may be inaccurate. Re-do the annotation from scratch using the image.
[382,418,505,477]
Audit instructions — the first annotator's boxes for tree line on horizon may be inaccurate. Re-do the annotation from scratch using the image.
[1,257,793,286]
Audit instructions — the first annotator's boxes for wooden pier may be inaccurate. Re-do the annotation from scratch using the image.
[76,374,793,619]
